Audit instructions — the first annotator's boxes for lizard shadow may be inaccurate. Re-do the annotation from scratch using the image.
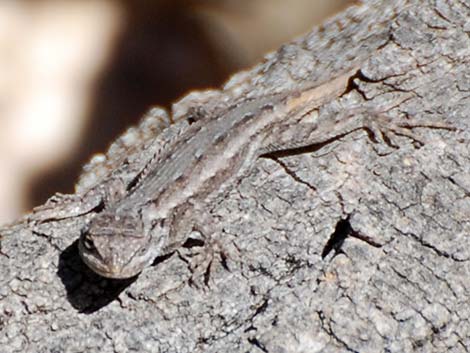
[57,240,137,313]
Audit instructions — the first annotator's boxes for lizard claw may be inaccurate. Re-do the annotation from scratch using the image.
[178,234,234,289]
[363,110,456,149]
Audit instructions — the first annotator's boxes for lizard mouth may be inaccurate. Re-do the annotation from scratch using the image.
[82,255,142,279]
[78,240,142,279]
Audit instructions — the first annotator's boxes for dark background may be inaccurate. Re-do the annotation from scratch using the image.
[0,0,351,223]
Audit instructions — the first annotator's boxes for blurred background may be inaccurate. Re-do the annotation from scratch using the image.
[0,0,352,224]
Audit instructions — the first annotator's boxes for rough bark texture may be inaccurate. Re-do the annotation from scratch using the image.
[1,0,470,352]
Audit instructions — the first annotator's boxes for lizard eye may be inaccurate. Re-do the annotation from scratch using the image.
[82,236,96,251]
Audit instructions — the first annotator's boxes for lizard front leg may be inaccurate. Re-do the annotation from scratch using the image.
[166,201,232,287]
[28,176,130,224]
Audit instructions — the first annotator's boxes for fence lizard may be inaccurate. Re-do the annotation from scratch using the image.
[30,68,455,279]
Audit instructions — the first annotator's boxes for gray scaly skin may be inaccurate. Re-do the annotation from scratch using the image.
[38,68,456,279]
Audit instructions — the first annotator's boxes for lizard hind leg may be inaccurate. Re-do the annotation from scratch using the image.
[361,109,457,148]
[261,104,456,156]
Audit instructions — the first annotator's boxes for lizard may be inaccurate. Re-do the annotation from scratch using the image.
[30,67,455,279]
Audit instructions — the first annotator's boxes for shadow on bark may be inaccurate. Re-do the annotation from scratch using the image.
[57,241,137,313]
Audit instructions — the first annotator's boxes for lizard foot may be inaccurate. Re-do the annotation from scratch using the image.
[177,230,235,289]
[362,110,457,148]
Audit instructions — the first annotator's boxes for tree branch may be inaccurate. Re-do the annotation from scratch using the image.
[1,1,469,352]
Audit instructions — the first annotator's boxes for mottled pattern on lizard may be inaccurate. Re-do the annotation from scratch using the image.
[63,68,455,279]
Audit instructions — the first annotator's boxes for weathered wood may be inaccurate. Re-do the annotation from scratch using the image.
[1,1,469,352]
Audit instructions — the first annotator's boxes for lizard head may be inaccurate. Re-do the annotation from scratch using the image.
[79,211,155,279]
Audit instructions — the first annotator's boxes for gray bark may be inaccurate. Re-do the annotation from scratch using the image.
[1,0,470,352]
